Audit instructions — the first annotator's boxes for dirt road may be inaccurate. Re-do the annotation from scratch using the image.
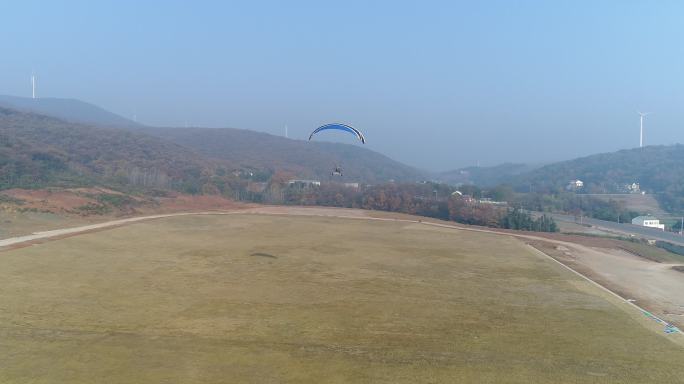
[0,212,237,248]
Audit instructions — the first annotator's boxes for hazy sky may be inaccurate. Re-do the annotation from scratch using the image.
[2,1,683,171]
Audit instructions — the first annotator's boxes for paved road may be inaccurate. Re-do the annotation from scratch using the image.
[547,213,684,246]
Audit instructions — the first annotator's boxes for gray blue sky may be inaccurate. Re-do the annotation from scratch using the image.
[1,1,683,171]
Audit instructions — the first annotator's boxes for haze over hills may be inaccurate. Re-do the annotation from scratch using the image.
[439,145,684,214]
[138,126,425,183]
[4,94,684,214]
[512,145,684,212]
[438,163,543,187]
[0,95,140,128]
[0,106,227,193]
[0,96,425,188]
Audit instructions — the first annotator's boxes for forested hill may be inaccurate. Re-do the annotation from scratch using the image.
[0,95,139,128]
[0,95,425,184]
[134,126,426,184]
[513,145,684,212]
[0,103,425,195]
[0,107,231,193]
[438,163,541,187]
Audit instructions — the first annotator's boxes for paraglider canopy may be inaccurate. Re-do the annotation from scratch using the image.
[308,123,366,144]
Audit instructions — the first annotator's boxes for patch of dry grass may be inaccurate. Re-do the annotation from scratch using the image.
[0,214,682,383]
[618,241,684,263]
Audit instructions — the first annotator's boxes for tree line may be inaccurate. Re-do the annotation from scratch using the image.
[234,178,557,232]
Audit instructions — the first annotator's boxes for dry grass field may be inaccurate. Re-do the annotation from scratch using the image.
[0,214,682,383]
[586,193,666,215]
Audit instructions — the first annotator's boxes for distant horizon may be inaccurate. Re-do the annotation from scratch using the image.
[3,89,669,172]
[3,91,681,174]
[2,1,683,170]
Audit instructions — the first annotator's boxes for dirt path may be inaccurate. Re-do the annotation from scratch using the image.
[2,205,682,341]
[0,212,241,248]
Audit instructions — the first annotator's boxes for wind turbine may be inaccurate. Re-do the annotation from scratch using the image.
[31,72,37,99]
[638,111,651,148]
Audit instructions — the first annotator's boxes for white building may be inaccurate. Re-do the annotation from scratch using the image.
[287,179,321,188]
[566,179,584,191]
[626,182,640,193]
[478,198,507,206]
[631,215,665,230]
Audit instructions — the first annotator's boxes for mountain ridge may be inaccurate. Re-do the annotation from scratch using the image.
[137,126,425,183]
[0,95,140,128]
[0,96,425,186]
[0,106,229,193]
